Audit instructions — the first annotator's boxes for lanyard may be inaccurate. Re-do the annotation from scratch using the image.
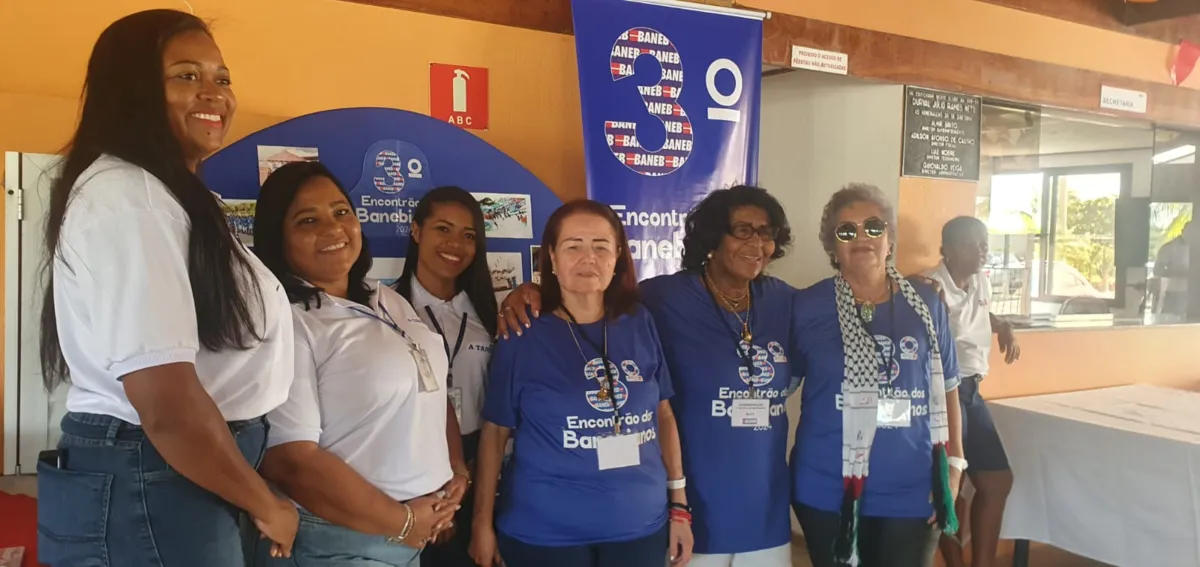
[424,306,468,387]
[706,278,759,396]
[857,280,896,379]
[345,301,440,393]
[562,308,622,435]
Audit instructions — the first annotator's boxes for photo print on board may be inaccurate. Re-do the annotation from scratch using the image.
[258,145,320,186]
[488,252,524,303]
[530,245,542,285]
[473,192,533,239]
[368,257,407,287]
[220,199,256,247]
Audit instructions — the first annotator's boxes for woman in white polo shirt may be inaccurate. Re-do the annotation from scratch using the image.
[35,10,298,567]
[391,186,498,567]
[251,162,464,567]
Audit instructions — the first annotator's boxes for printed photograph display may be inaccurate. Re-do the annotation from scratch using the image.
[488,252,524,303]
[368,257,407,287]
[258,145,320,185]
[220,199,256,247]
[474,192,533,239]
[530,245,542,285]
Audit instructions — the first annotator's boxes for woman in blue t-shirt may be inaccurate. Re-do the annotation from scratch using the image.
[790,183,965,567]
[498,186,801,566]
[470,200,693,567]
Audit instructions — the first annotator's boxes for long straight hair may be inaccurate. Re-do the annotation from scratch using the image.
[253,161,374,309]
[393,186,498,337]
[40,10,263,390]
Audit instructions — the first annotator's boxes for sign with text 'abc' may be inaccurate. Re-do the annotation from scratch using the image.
[572,0,764,279]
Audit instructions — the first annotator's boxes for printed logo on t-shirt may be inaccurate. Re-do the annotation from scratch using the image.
[767,341,788,363]
[898,336,919,361]
[583,358,629,412]
[738,341,776,387]
[874,335,901,384]
[621,360,644,382]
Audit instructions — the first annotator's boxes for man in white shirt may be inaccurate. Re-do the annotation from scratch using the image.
[926,216,1020,567]
[1154,221,1191,317]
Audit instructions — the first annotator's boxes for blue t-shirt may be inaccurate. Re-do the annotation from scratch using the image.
[790,278,960,519]
[483,306,672,546]
[640,272,797,554]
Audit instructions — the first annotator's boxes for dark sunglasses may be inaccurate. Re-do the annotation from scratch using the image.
[834,217,888,242]
[729,223,779,241]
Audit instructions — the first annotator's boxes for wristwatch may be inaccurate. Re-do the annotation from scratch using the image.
[947,456,968,472]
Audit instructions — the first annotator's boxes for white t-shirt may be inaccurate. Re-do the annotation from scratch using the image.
[55,155,293,424]
[267,281,453,501]
[407,277,493,435]
[926,262,992,378]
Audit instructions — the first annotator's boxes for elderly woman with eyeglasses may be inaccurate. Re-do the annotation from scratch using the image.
[789,184,964,567]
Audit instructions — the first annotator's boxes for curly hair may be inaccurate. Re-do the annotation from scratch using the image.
[818,183,897,269]
[680,185,793,272]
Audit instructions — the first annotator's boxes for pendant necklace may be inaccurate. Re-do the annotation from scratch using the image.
[856,280,892,324]
[705,270,752,342]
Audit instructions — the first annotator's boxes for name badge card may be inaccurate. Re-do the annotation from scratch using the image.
[730,399,771,428]
[597,434,641,471]
[449,387,464,423]
[877,399,912,428]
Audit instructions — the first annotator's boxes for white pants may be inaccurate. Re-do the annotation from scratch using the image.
[685,543,793,567]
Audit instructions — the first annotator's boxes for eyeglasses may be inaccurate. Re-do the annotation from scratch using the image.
[729,223,779,241]
[834,217,888,242]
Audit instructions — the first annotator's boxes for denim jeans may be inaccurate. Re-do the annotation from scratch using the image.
[253,508,422,567]
[37,412,268,567]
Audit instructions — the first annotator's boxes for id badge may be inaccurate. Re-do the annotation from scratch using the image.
[730,399,771,428]
[412,344,440,393]
[597,434,641,471]
[448,387,464,423]
[877,399,912,428]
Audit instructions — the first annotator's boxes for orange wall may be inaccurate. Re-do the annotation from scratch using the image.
[0,0,586,468]
[742,0,1194,89]
[895,177,979,276]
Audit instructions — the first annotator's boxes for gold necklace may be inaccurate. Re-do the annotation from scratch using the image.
[705,272,753,342]
[853,280,892,324]
[705,269,750,309]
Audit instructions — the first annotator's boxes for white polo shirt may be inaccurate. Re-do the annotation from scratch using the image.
[926,262,992,378]
[407,276,493,435]
[267,282,453,501]
[54,155,294,424]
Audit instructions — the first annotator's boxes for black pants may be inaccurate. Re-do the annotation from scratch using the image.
[794,503,939,567]
[497,523,669,567]
[421,431,481,567]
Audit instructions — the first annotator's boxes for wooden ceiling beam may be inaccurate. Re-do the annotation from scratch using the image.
[340,0,575,34]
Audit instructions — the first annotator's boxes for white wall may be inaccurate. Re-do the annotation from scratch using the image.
[758,71,904,290]
[756,70,904,533]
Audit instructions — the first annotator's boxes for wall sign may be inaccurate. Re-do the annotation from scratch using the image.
[901,86,981,182]
[430,63,489,130]
[790,45,848,75]
[1099,85,1147,114]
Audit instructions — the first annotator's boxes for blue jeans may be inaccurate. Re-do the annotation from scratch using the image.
[253,508,422,567]
[37,412,268,567]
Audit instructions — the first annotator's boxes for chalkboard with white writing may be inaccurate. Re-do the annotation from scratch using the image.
[902,86,981,182]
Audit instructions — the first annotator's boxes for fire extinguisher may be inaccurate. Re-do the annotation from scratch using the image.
[453,69,470,113]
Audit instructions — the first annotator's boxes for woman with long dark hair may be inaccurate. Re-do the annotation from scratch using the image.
[252,162,461,566]
[36,9,298,567]
[390,186,497,567]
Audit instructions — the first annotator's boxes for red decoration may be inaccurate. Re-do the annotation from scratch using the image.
[1171,41,1200,86]
[430,63,489,131]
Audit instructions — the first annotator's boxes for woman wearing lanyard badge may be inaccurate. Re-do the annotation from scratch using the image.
[470,200,692,567]
[789,184,964,567]
[498,186,800,567]
[250,162,465,566]
[391,186,499,567]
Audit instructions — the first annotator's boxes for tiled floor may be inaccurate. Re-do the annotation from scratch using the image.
[0,474,1113,567]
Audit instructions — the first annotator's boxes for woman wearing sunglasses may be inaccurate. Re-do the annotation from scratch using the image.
[789,184,964,567]
[497,186,799,566]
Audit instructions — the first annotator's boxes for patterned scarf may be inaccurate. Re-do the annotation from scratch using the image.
[833,265,958,564]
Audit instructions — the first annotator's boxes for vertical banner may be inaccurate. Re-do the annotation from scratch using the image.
[572,0,764,279]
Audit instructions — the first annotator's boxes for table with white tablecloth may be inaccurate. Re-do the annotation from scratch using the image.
[989,384,1200,567]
